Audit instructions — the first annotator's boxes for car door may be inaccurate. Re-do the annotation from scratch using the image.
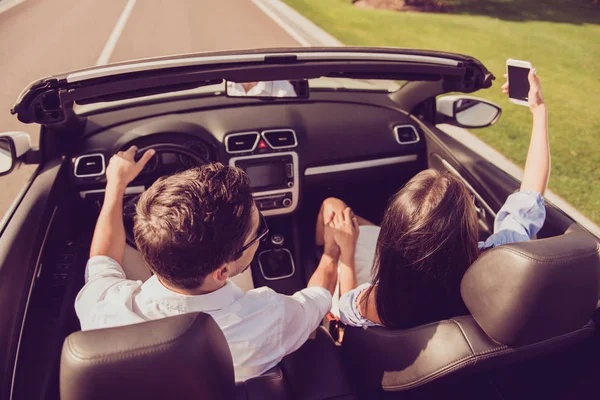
[417,119,579,240]
[0,154,67,400]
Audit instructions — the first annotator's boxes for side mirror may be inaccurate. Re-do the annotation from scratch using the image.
[437,96,502,129]
[0,132,32,177]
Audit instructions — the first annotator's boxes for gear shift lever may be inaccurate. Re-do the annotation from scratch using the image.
[271,234,284,247]
[258,233,294,280]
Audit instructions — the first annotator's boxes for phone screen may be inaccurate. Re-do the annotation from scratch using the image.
[508,65,530,102]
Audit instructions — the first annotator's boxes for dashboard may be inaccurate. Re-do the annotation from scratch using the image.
[142,140,211,173]
[69,94,427,216]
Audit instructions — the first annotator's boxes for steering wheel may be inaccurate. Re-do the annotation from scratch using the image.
[134,143,208,166]
[123,143,209,248]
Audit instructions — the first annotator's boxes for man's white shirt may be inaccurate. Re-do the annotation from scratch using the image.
[75,256,331,381]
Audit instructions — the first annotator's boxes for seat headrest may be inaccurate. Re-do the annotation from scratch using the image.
[461,225,600,346]
[60,313,235,400]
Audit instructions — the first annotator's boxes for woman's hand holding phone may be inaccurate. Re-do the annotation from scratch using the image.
[502,69,546,115]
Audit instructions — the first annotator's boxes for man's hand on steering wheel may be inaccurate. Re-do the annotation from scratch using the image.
[107,146,155,191]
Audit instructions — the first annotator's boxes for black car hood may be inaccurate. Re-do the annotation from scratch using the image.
[11,47,494,125]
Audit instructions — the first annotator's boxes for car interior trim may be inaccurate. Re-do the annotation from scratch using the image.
[229,151,300,217]
[296,52,459,66]
[67,54,266,83]
[225,131,260,154]
[73,153,106,178]
[10,206,57,400]
[261,129,298,150]
[78,185,145,199]
[0,171,37,236]
[393,125,421,145]
[258,248,296,281]
[441,159,497,219]
[66,52,460,83]
[304,154,418,176]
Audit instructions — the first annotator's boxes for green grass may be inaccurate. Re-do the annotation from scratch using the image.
[283,0,600,224]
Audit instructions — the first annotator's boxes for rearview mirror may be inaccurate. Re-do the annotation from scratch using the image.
[0,132,33,177]
[226,79,309,99]
[437,96,502,129]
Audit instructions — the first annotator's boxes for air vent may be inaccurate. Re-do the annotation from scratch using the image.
[262,129,297,149]
[74,153,105,178]
[394,125,420,145]
[225,132,260,154]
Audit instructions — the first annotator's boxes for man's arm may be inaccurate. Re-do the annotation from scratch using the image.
[279,249,337,356]
[307,217,340,295]
[90,146,155,264]
[275,226,340,358]
[90,184,126,264]
[307,252,338,295]
[339,253,357,297]
[331,208,360,296]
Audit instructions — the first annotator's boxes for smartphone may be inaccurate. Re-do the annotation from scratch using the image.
[506,59,533,106]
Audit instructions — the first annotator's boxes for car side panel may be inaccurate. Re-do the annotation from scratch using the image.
[0,159,64,400]
[420,122,577,239]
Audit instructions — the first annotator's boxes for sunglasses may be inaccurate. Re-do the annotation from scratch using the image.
[233,213,269,258]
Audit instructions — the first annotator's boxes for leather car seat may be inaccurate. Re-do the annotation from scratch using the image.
[61,314,355,400]
[60,312,237,400]
[60,312,296,400]
[340,225,600,394]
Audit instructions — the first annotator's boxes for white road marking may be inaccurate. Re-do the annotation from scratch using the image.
[251,0,342,47]
[0,0,27,15]
[96,0,137,65]
[251,0,311,47]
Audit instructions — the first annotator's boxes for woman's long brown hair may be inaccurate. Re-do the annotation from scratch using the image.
[362,169,479,329]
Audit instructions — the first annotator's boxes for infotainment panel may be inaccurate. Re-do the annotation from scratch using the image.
[229,152,299,216]
[243,160,290,192]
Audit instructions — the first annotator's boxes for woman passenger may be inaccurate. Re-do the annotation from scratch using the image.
[317,69,549,329]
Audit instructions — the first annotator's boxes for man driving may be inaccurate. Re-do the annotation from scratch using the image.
[75,146,339,381]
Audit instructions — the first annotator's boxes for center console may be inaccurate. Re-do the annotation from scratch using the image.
[229,151,299,216]
[249,215,305,295]
[228,140,303,291]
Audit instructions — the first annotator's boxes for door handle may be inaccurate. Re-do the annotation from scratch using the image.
[473,196,486,220]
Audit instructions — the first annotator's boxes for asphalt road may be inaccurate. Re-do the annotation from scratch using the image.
[0,0,298,219]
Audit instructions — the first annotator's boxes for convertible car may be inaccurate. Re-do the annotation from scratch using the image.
[0,47,599,400]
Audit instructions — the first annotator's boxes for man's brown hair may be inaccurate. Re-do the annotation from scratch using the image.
[134,163,254,290]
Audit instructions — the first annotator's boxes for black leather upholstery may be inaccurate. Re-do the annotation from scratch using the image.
[60,313,235,400]
[341,225,600,393]
[280,326,355,399]
[343,317,594,393]
[61,314,349,400]
[462,225,600,346]
[235,366,291,400]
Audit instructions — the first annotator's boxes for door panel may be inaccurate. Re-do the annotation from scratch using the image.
[0,158,65,400]
[419,121,578,239]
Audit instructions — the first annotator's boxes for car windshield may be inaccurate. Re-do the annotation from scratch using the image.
[74,77,403,115]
